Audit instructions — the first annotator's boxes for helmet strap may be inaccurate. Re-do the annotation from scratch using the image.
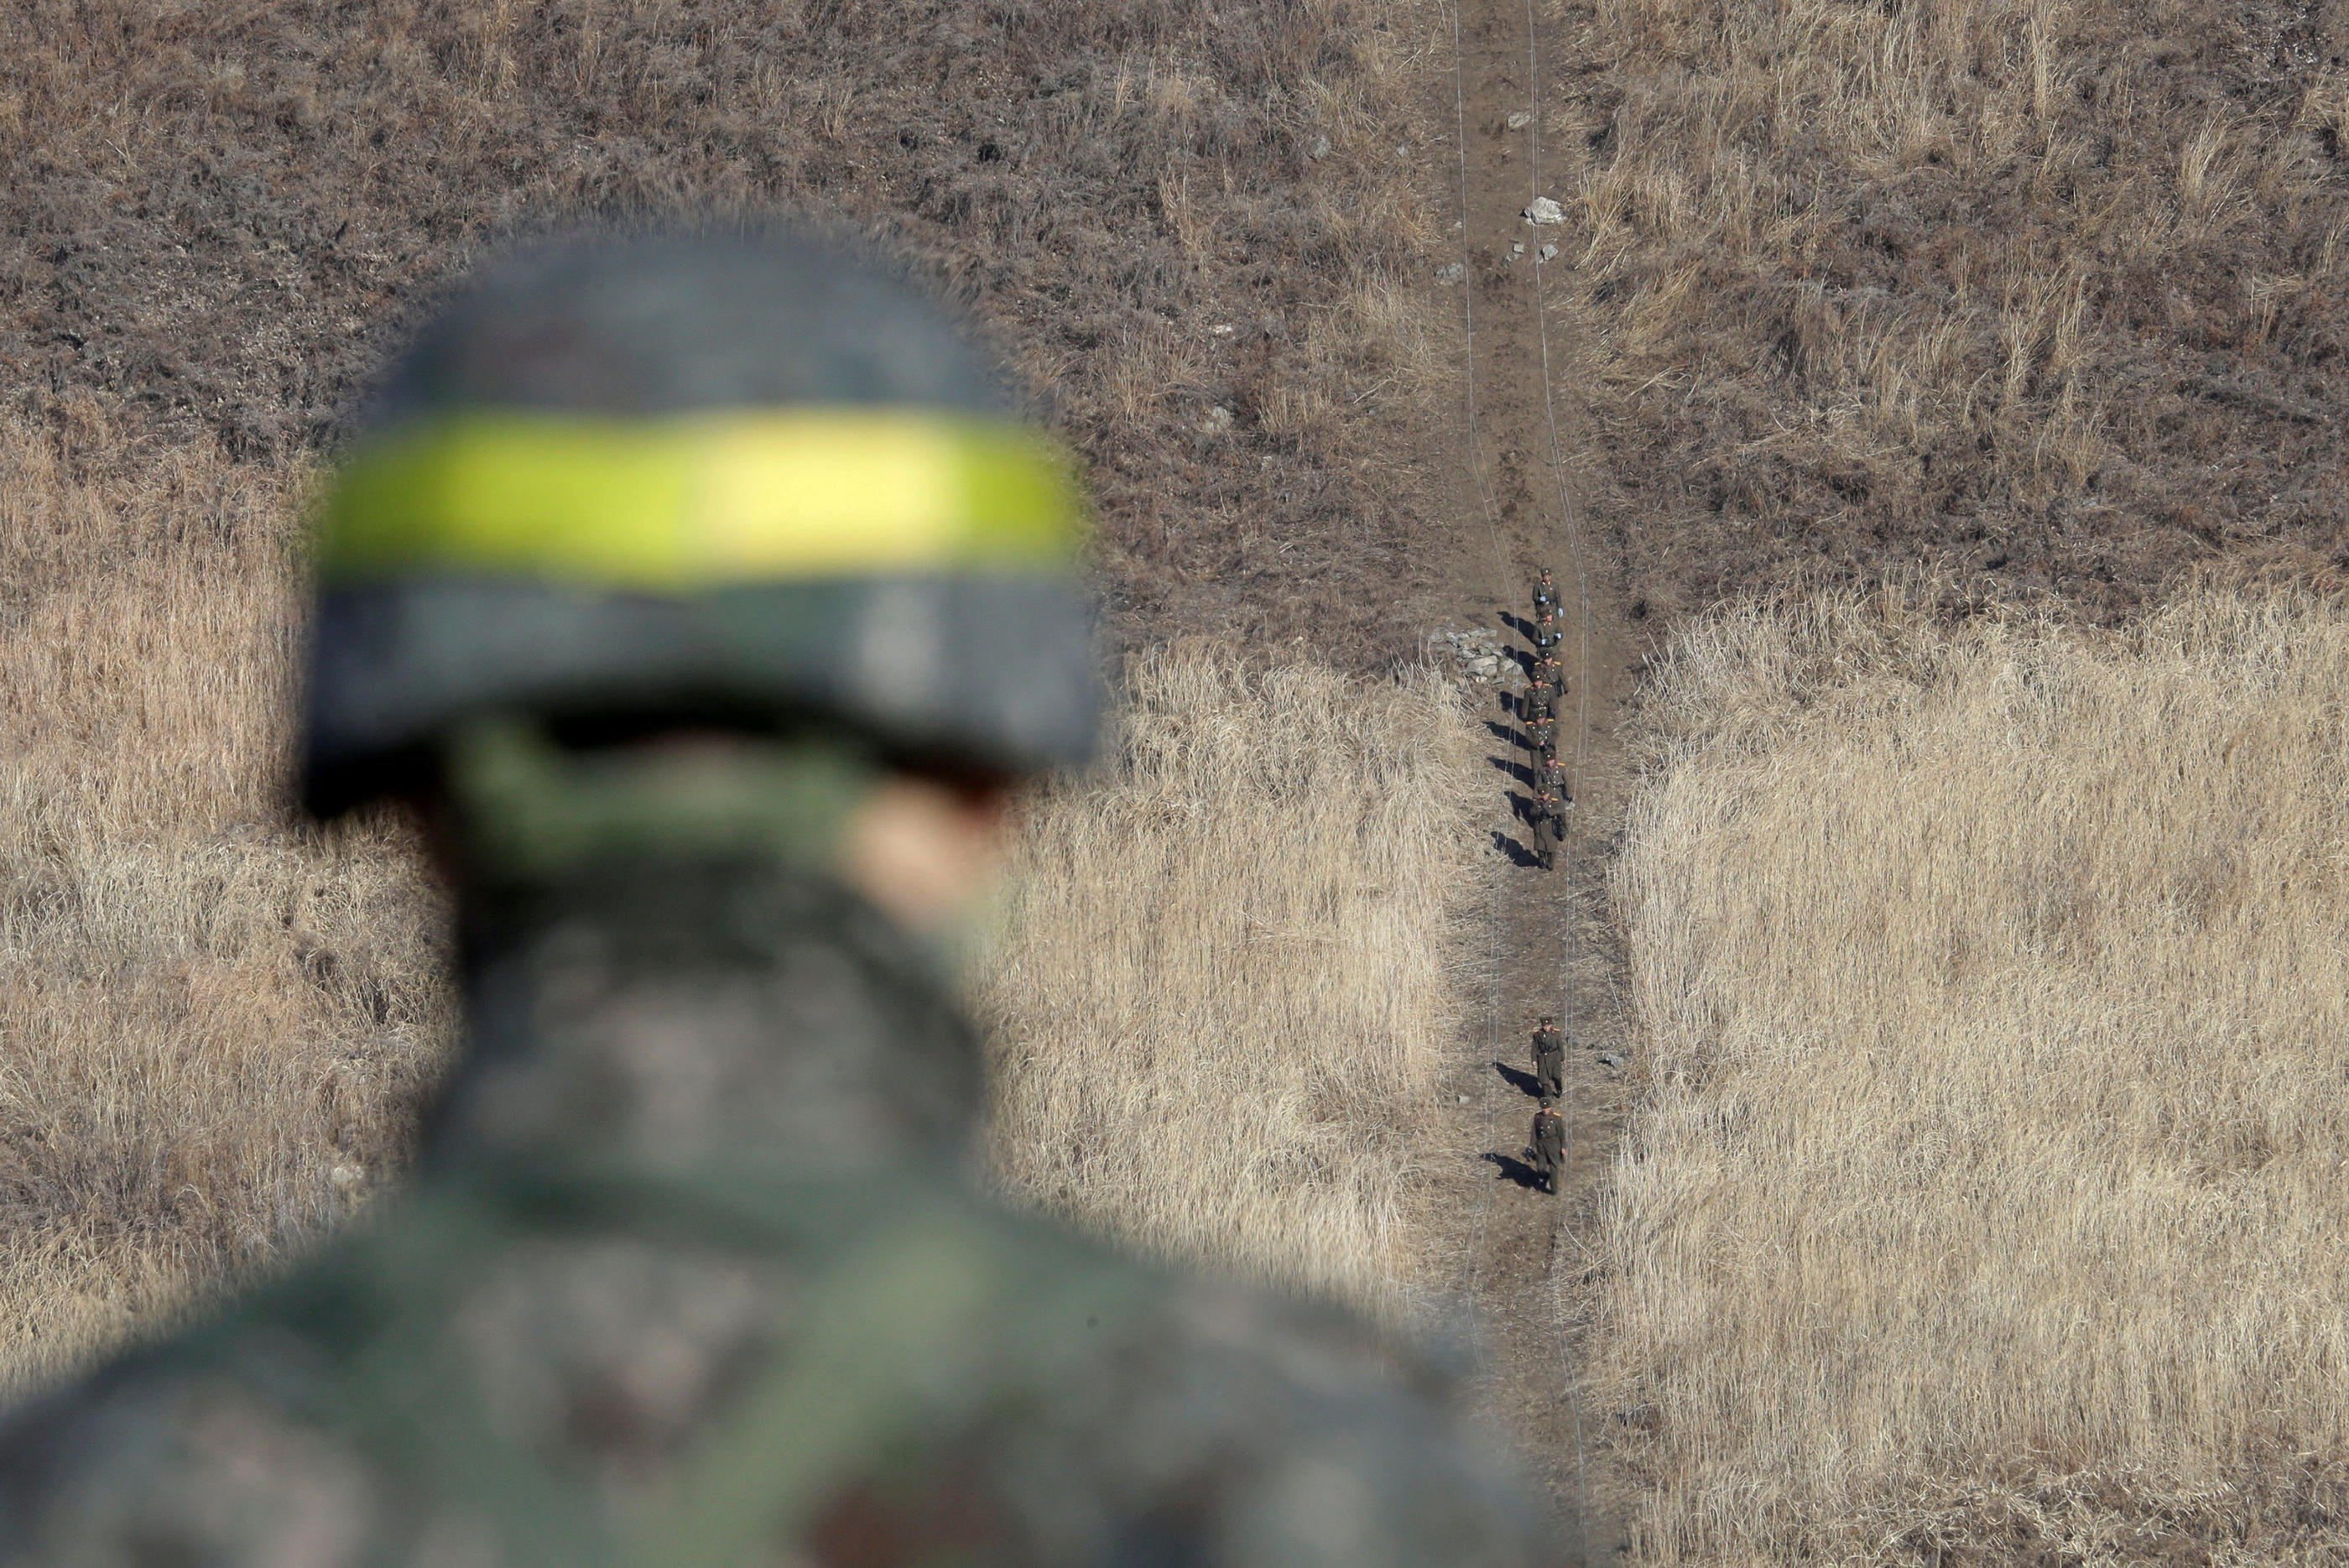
[441,716,883,885]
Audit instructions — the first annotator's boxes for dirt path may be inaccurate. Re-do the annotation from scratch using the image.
[1402,2,1640,1560]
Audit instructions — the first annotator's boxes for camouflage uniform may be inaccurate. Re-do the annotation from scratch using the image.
[1531,1104,1566,1196]
[0,234,1560,1566]
[0,857,1551,1564]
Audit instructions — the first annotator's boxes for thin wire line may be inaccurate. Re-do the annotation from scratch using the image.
[1525,0,1596,1542]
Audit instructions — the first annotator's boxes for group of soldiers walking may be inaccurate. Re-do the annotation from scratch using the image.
[1528,1015,1568,1195]
[1520,570,1570,871]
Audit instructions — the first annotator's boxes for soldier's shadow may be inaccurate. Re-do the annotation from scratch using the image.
[1492,1061,1544,1097]
[1482,1151,1547,1190]
[1507,789,1543,827]
[1491,829,1542,868]
[1485,719,1535,751]
[1487,753,1534,787]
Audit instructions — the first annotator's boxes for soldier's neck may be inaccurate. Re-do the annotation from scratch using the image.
[422,853,982,1175]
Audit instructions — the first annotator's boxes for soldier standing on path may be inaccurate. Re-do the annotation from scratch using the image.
[1531,1098,1567,1196]
[1531,569,1557,624]
[1538,751,1572,813]
[0,233,1555,1567]
[1532,608,1561,653]
[1532,789,1564,871]
[1533,1018,1565,1101]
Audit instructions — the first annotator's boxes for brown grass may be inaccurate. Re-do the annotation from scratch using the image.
[1601,586,2349,1563]
[1536,0,2349,626]
[0,405,451,1398]
[976,648,1487,1317]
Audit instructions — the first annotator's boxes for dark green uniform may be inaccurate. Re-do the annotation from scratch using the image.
[1530,573,1558,623]
[1531,1107,1566,1195]
[1534,1026,1565,1100]
[1532,792,1564,870]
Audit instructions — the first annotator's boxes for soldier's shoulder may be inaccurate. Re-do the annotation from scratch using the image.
[965,1212,1554,1564]
[0,1337,406,1563]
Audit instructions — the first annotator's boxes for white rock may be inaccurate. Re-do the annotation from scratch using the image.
[1435,263,1466,285]
[1511,242,1525,254]
[1209,324,1234,336]
[1596,1051,1623,1069]
[1308,134,1331,159]
[1506,111,1532,130]
[1201,405,1235,434]
[1539,243,1559,262]
[1523,196,1566,225]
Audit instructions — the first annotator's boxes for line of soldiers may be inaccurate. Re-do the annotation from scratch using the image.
[1529,1015,1567,1196]
[1522,570,1570,871]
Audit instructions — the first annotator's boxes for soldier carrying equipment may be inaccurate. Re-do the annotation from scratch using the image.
[1531,1098,1567,1195]
[1534,1018,1565,1100]
[1533,608,1562,652]
[0,232,1557,1567]
[1531,569,1558,623]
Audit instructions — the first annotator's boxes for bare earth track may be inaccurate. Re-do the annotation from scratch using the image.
[1397,1,1638,1560]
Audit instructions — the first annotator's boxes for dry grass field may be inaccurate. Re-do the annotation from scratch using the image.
[1602,586,2349,1563]
[977,648,1486,1317]
[1534,0,2349,625]
[0,405,451,1398]
[0,388,1485,1396]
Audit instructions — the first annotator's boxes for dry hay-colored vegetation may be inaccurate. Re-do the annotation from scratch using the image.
[1533,0,2349,626]
[0,402,1488,1393]
[0,405,451,1399]
[0,0,1451,662]
[1602,586,2349,1564]
[977,649,1486,1317]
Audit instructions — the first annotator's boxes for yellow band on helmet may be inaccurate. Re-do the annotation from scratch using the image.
[315,409,1086,590]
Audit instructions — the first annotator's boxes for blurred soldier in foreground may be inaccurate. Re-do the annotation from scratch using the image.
[0,234,1555,1565]
[1533,1018,1565,1101]
[1531,1099,1566,1196]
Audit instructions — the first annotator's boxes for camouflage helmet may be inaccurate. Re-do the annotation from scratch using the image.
[301,230,1099,818]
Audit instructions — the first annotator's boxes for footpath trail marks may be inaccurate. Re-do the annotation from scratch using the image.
[977,648,1487,1322]
[1605,588,2349,1563]
[1404,0,1641,1554]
